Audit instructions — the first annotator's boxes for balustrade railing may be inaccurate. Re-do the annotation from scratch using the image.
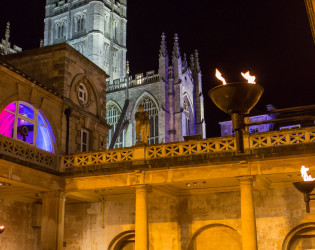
[62,127,315,169]
[106,74,160,93]
[0,134,58,170]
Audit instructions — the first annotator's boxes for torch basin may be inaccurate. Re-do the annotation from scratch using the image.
[293,181,315,194]
[208,82,264,114]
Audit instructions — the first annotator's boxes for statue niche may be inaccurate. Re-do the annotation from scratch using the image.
[135,104,150,144]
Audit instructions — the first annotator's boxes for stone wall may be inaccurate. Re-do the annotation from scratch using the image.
[0,199,39,250]
[62,186,314,249]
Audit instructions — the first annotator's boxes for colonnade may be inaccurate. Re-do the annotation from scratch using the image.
[39,177,257,250]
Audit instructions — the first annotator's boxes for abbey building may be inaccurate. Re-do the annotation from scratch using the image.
[43,0,206,148]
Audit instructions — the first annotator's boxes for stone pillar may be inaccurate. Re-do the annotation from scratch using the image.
[135,185,148,250]
[41,191,65,250]
[239,177,257,250]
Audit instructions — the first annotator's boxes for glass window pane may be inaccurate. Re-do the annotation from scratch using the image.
[38,113,45,126]
[4,102,16,113]
[17,118,34,144]
[36,126,53,153]
[0,109,15,138]
[19,104,35,120]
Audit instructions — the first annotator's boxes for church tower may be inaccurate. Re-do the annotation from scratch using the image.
[44,0,127,84]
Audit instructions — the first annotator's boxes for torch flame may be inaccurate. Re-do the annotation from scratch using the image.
[215,68,227,85]
[301,166,315,181]
[0,226,4,229]
[241,71,256,84]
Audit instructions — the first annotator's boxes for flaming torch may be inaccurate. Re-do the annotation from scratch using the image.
[293,166,315,213]
[215,69,227,85]
[0,226,5,234]
[241,71,256,84]
[209,69,264,153]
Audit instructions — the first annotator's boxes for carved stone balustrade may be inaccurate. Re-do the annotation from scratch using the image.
[62,126,315,170]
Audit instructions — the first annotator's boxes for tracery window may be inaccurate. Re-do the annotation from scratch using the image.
[56,22,65,39]
[106,104,125,148]
[184,100,190,136]
[184,98,194,136]
[138,97,159,144]
[0,101,55,153]
[75,14,86,33]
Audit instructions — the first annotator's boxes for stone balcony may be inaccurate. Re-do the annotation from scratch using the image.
[62,126,315,174]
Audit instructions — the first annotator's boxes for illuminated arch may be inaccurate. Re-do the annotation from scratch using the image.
[108,230,135,250]
[187,224,241,250]
[133,92,159,145]
[0,101,55,153]
[282,222,315,250]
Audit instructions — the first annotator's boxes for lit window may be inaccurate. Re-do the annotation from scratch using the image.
[81,129,89,152]
[138,97,159,145]
[0,101,55,152]
[136,75,142,85]
[106,104,125,148]
[78,83,88,105]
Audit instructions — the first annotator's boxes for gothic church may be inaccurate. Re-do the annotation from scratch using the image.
[43,0,206,148]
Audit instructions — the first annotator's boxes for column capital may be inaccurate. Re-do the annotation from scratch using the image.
[237,175,255,183]
[134,184,151,192]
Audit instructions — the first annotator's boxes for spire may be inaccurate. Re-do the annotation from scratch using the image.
[159,33,168,58]
[4,22,10,55]
[194,49,201,72]
[172,33,181,59]
[5,22,10,42]
[190,54,195,70]
[183,53,188,68]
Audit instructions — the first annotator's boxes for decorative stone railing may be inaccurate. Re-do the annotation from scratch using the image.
[106,74,160,93]
[62,127,315,169]
[0,134,58,170]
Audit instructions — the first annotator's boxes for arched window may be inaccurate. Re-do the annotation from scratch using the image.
[56,22,65,39]
[0,101,55,153]
[78,83,88,105]
[76,15,85,33]
[184,97,194,136]
[106,104,125,148]
[138,97,159,144]
[184,100,191,136]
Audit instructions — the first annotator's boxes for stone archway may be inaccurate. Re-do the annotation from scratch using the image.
[282,222,315,250]
[188,224,241,250]
[108,230,135,250]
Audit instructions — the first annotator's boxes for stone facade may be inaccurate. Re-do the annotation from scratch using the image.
[106,34,206,147]
[305,0,315,43]
[1,43,110,155]
[44,0,127,84]
[43,1,206,147]
[0,51,315,249]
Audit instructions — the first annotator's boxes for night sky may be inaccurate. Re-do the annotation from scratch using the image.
[0,0,314,137]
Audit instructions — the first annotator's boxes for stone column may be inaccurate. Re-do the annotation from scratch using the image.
[240,176,257,250]
[135,185,148,250]
[41,191,65,250]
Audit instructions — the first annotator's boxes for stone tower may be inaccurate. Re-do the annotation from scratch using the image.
[44,0,127,84]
